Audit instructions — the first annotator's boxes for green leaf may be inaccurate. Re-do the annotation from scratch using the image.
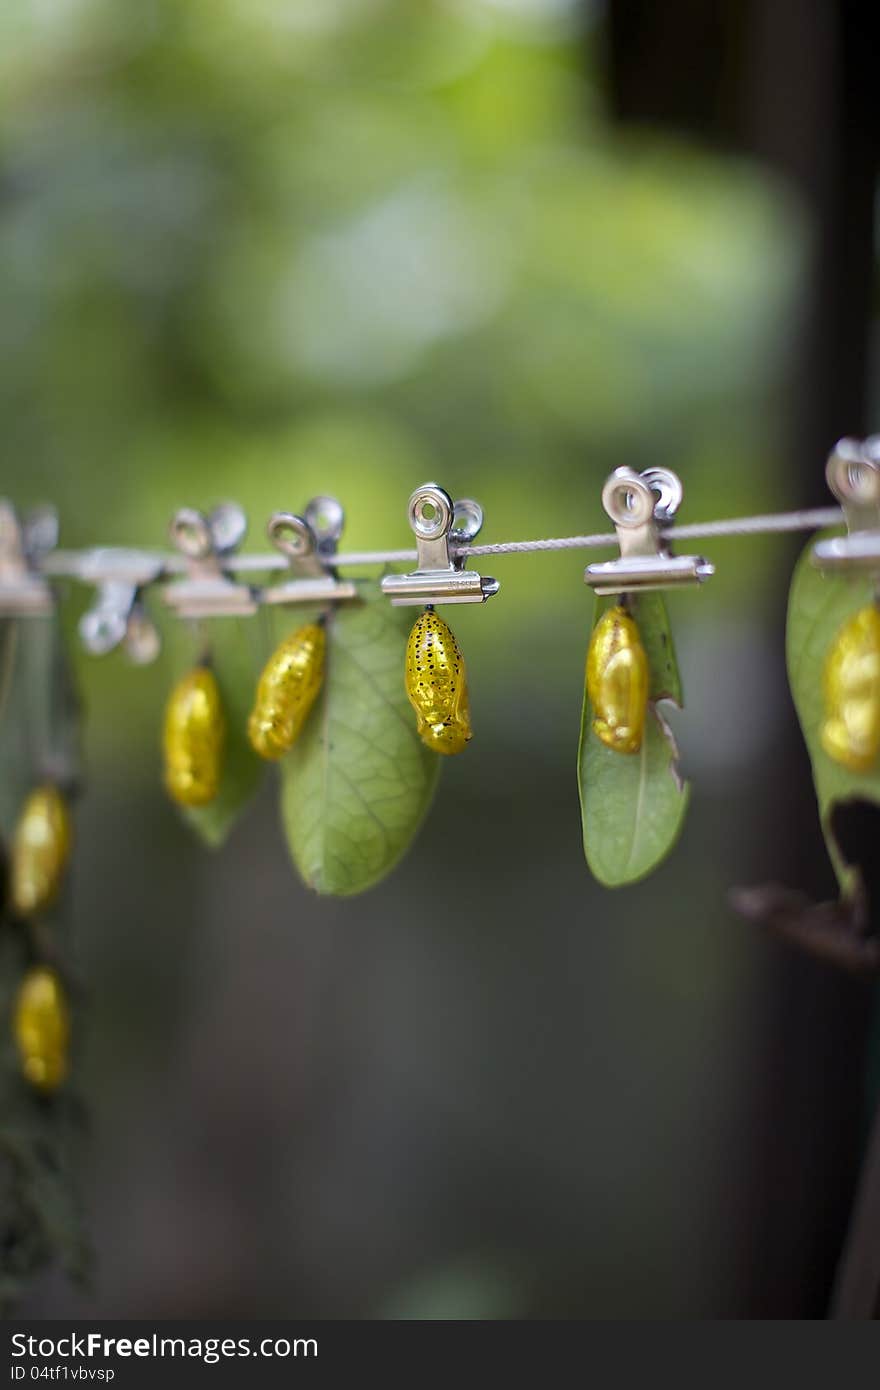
[280,581,440,896]
[786,529,880,895]
[578,592,689,887]
[173,615,270,849]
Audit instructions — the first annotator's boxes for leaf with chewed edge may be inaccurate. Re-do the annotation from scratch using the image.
[786,529,880,896]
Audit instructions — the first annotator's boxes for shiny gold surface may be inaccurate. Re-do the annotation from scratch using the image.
[821,604,880,773]
[248,621,325,760]
[11,785,73,917]
[14,965,69,1093]
[586,605,648,755]
[163,665,226,806]
[405,610,472,755]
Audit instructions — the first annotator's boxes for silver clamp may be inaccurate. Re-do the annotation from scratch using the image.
[163,503,257,619]
[584,467,713,595]
[812,437,880,573]
[261,496,357,605]
[78,549,163,663]
[0,500,58,616]
[381,483,499,606]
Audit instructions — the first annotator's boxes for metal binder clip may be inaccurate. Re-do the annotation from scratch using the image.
[164,503,257,619]
[584,467,713,594]
[0,499,58,616]
[381,483,499,606]
[78,549,163,663]
[262,496,358,605]
[811,437,880,573]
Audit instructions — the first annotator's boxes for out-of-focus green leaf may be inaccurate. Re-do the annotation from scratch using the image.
[578,593,689,887]
[173,615,270,849]
[281,581,439,896]
[786,530,880,895]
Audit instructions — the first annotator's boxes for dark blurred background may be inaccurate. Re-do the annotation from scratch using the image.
[3,0,879,1318]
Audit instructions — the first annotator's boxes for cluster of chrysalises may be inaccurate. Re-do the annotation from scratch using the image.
[163,622,329,808]
[162,604,481,813]
[8,786,73,1092]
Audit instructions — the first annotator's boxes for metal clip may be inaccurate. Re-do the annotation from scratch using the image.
[164,503,257,619]
[78,549,163,663]
[811,437,880,573]
[0,500,58,616]
[584,467,713,594]
[381,483,499,606]
[262,496,358,605]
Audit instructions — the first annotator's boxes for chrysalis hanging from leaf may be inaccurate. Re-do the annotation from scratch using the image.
[163,665,226,808]
[405,609,472,755]
[10,785,73,918]
[13,965,70,1093]
[586,605,649,755]
[820,604,880,773]
[579,465,710,885]
[579,594,689,887]
[248,622,325,761]
[786,534,880,897]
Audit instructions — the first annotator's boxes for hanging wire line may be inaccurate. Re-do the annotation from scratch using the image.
[37,504,844,580]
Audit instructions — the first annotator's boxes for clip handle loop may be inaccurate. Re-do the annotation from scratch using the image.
[262,497,357,606]
[164,504,257,618]
[585,467,713,594]
[382,482,498,606]
[812,437,880,574]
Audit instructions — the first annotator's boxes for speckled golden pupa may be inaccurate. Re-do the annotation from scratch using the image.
[586,605,649,755]
[14,965,70,1093]
[10,785,73,917]
[821,604,880,773]
[405,609,472,755]
[162,665,226,807]
[248,622,325,760]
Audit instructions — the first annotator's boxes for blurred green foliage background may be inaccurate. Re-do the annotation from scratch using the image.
[1,0,830,1318]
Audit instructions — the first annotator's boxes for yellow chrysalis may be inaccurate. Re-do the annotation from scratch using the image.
[10,785,73,918]
[14,965,70,1093]
[405,609,472,755]
[247,622,325,760]
[821,604,880,773]
[163,665,226,807]
[586,605,648,755]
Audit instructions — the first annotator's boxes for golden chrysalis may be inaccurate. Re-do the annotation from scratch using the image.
[821,604,880,773]
[247,622,325,761]
[14,965,70,1093]
[405,609,472,755]
[163,665,226,807]
[10,785,73,918]
[586,605,648,755]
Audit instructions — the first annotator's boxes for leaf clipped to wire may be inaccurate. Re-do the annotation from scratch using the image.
[578,592,689,886]
[786,530,880,899]
[281,580,440,896]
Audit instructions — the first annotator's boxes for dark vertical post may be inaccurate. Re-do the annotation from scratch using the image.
[604,0,880,1316]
